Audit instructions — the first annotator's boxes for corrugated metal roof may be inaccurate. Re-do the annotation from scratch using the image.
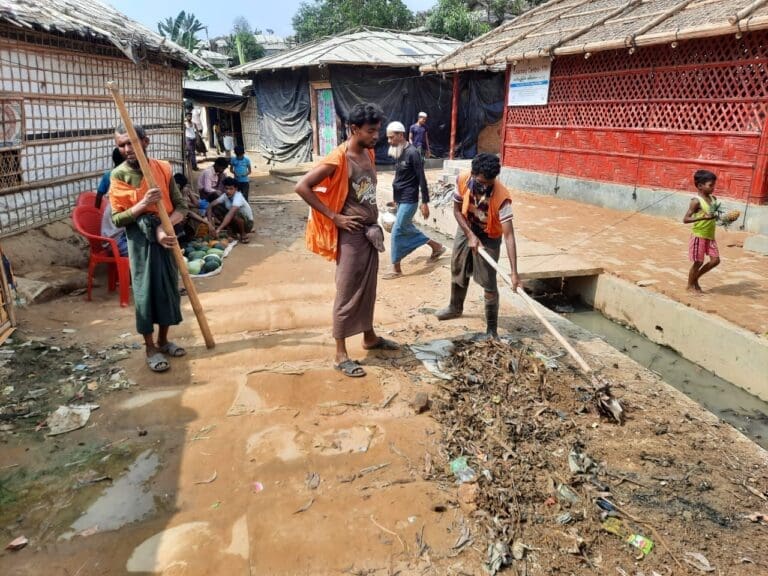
[423,0,768,72]
[183,79,251,95]
[229,28,461,76]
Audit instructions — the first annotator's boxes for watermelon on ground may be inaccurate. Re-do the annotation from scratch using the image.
[201,259,221,273]
[203,254,222,265]
[188,250,207,260]
[187,259,205,275]
[206,248,224,257]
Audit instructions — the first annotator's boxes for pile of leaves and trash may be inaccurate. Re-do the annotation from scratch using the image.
[0,333,135,436]
[427,338,768,575]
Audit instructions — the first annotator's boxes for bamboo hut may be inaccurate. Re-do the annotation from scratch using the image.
[422,0,768,233]
[0,0,225,236]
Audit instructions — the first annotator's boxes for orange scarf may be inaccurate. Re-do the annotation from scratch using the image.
[305,143,375,261]
[109,159,173,216]
[458,171,513,238]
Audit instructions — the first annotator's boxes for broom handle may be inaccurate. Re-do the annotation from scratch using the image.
[107,82,215,350]
[478,247,591,374]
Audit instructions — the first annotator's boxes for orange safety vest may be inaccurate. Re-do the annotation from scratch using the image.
[305,143,376,261]
[457,171,513,239]
[109,159,174,216]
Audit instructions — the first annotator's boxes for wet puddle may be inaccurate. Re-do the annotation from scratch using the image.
[119,390,181,410]
[61,449,160,539]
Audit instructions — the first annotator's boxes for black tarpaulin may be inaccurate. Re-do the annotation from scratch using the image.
[183,89,248,113]
[456,71,505,159]
[329,66,504,162]
[253,70,313,164]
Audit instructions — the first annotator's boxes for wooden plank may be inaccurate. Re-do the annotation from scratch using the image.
[0,325,15,347]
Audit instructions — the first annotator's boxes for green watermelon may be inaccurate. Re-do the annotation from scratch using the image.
[203,254,222,265]
[201,259,221,273]
[206,248,225,257]
[212,242,226,250]
[188,250,207,261]
[187,259,204,275]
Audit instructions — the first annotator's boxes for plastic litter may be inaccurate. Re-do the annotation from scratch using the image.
[601,517,653,557]
[47,404,99,436]
[5,536,28,551]
[685,551,715,572]
[450,456,476,483]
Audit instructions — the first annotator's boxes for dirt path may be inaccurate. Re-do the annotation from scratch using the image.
[1,177,767,575]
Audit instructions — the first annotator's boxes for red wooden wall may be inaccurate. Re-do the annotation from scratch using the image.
[503,32,768,204]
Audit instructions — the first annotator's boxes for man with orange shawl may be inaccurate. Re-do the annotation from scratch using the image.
[110,125,188,372]
[295,103,399,378]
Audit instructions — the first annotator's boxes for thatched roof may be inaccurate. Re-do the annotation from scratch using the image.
[0,0,223,73]
[229,28,461,76]
[423,0,768,72]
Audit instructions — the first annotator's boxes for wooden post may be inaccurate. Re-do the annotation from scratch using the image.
[449,73,459,160]
[500,64,511,164]
[106,82,216,350]
[749,109,768,207]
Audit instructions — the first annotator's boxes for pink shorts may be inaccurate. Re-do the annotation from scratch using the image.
[689,236,719,262]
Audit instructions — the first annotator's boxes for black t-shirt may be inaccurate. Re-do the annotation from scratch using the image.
[392,144,429,205]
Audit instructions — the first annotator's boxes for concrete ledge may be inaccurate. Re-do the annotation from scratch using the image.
[565,274,768,402]
[499,167,768,236]
[744,234,768,256]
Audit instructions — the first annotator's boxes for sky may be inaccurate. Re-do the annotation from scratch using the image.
[106,0,437,39]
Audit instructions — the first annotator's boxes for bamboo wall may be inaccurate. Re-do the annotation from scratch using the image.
[241,97,260,153]
[503,31,768,204]
[0,25,185,236]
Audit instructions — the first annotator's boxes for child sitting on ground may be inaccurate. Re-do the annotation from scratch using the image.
[206,177,254,243]
[683,169,720,292]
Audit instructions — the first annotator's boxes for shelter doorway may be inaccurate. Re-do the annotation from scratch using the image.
[310,82,339,157]
[207,108,243,156]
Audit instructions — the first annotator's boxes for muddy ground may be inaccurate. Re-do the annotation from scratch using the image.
[0,176,766,575]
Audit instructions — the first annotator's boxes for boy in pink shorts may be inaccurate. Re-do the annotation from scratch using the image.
[683,169,720,292]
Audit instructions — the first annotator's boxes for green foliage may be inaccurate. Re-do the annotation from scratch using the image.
[292,0,415,43]
[227,17,265,65]
[426,0,490,41]
[157,11,206,52]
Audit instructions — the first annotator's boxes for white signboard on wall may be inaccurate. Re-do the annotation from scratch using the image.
[507,58,551,106]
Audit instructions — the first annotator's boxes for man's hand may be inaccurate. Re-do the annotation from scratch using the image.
[467,233,480,253]
[141,188,161,208]
[332,213,364,232]
[156,226,177,249]
[420,204,430,220]
[510,272,522,292]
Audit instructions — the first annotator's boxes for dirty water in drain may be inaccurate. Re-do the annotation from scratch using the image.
[557,305,768,450]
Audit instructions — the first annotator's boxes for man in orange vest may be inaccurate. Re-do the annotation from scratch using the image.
[435,153,521,338]
[110,124,189,373]
[295,103,399,378]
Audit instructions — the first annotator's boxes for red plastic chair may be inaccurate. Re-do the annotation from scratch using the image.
[76,191,98,207]
[72,205,131,307]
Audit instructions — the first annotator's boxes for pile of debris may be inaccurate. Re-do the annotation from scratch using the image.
[429,339,765,575]
[0,334,135,436]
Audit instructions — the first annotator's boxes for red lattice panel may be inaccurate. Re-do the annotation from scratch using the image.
[504,32,768,203]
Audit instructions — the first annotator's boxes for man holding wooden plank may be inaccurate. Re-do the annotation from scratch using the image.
[110,124,189,372]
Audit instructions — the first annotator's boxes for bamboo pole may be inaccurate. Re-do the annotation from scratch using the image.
[0,244,17,328]
[106,81,216,350]
[729,0,768,25]
[449,73,459,161]
[478,247,593,374]
[625,0,700,46]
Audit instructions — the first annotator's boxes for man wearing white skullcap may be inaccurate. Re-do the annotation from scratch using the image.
[383,121,445,280]
[409,112,430,159]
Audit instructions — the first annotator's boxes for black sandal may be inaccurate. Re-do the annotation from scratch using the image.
[334,359,366,378]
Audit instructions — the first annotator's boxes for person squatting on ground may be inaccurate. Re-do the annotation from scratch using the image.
[435,153,521,339]
[197,157,229,202]
[207,177,254,243]
[683,169,721,292]
[295,102,399,378]
[383,121,445,279]
[110,124,188,373]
